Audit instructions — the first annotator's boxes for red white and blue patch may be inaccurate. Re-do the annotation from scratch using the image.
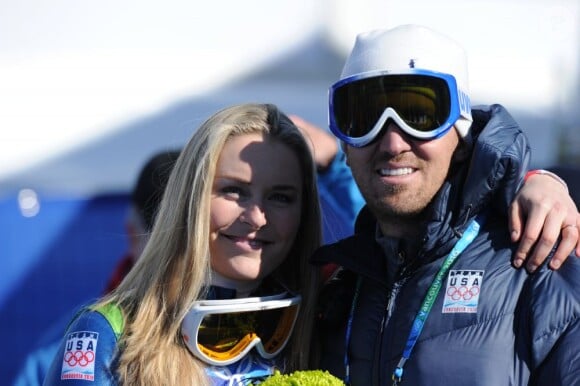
[442,270,484,313]
[60,331,98,381]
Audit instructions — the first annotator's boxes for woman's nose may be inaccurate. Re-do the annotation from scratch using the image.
[240,203,267,229]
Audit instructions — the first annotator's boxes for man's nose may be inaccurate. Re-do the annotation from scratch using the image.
[376,121,413,155]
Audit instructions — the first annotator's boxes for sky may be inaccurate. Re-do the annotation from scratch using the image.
[0,0,319,180]
[0,0,578,188]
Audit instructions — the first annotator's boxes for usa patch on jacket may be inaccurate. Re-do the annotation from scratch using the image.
[60,331,98,381]
[442,270,484,313]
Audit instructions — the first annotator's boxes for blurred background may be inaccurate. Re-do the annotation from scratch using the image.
[1,0,578,383]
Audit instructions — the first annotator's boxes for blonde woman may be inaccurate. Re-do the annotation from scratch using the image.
[42,103,578,386]
[44,104,322,385]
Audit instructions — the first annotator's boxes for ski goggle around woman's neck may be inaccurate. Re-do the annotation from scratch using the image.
[328,69,471,147]
[181,292,301,366]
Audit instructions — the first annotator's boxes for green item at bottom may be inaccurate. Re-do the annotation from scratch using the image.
[256,369,345,385]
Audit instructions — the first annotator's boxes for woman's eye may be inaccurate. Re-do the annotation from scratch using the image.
[220,186,243,198]
[269,193,294,204]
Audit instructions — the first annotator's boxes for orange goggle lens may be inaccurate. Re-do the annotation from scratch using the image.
[181,293,301,366]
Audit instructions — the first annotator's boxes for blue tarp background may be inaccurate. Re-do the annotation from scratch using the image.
[1,194,130,383]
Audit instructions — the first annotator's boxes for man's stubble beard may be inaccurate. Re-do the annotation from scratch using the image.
[365,183,429,229]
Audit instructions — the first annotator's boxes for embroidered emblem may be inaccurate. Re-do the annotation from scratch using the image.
[60,331,98,381]
[442,270,484,313]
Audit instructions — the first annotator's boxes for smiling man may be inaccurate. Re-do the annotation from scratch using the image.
[312,24,580,386]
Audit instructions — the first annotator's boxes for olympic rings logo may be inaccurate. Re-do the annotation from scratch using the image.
[64,350,95,367]
[446,285,480,301]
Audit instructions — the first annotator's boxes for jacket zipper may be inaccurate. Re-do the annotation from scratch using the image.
[375,262,412,384]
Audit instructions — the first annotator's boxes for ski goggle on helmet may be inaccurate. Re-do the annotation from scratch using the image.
[181,292,300,366]
[329,24,473,148]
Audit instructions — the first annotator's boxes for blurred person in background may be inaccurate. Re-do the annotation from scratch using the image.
[104,150,182,292]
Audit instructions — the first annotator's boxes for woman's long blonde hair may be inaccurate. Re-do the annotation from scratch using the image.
[97,103,322,385]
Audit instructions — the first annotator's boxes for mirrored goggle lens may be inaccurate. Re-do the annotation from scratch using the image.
[332,75,452,139]
[197,303,299,362]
